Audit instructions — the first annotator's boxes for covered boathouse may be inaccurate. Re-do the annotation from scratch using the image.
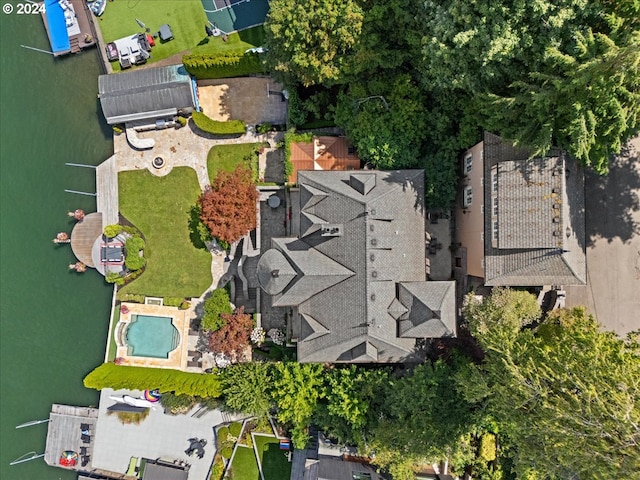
[40,0,96,56]
[98,64,199,125]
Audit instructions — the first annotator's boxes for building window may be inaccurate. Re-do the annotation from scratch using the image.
[493,221,499,240]
[464,153,473,174]
[464,186,473,207]
[352,474,372,480]
[492,173,498,192]
[493,197,498,216]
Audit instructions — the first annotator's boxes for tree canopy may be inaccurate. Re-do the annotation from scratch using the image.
[198,165,257,244]
[462,291,640,479]
[266,0,640,206]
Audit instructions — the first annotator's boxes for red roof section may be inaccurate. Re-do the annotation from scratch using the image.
[289,136,361,183]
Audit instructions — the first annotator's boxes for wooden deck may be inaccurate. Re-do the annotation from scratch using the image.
[71,212,102,268]
[96,155,119,229]
[44,404,98,470]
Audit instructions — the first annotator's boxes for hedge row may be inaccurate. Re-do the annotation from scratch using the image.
[182,52,265,79]
[84,363,223,398]
[192,112,246,136]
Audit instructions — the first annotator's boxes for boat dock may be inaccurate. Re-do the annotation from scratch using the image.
[40,0,97,56]
[44,404,99,470]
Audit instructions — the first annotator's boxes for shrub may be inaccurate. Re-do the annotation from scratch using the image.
[109,409,149,424]
[218,426,230,444]
[220,446,233,459]
[84,363,223,398]
[209,455,225,480]
[215,237,230,252]
[176,116,187,127]
[164,297,185,307]
[160,392,196,415]
[257,122,272,134]
[182,52,265,79]
[104,224,123,238]
[207,308,254,358]
[106,272,125,285]
[119,293,145,303]
[229,422,242,437]
[125,236,146,271]
[479,433,497,462]
[180,301,190,310]
[192,112,246,136]
[112,125,124,135]
[202,288,233,332]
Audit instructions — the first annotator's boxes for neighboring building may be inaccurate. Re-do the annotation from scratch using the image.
[288,136,361,183]
[455,132,586,287]
[245,170,456,363]
[98,64,197,125]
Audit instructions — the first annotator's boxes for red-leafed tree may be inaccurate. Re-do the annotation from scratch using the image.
[207,307,254,359]
[198,165,258,244]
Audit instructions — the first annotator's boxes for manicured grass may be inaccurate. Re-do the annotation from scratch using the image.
[99,1,207,60]
[117,168,212,298]
[98,0,265,70]
[207,143,261,183]
[255,435,292,480]
[190,26,266,56]
[107,307,120,362]
[230,445,260,480]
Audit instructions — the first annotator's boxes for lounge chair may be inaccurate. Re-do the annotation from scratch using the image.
[81,434,91,444]
[81,455,90,467]
[187,360,201,368]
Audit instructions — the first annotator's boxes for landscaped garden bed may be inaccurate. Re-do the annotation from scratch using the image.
[206,143,264,182]
[117,167,212,298]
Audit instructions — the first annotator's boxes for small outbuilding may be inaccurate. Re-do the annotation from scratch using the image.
[98,64,197,125]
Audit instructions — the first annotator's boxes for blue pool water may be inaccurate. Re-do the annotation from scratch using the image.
[126,315,180,358]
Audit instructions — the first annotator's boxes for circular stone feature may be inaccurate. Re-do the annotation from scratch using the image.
[153,156,165,169]
[268,195,281,208]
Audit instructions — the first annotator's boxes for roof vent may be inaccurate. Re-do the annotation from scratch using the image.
[552,217,560,223]
[349,173,376,195]
[372,271,378,278]
[553,230,562,237]
[321,224,343,237]
[371,238,377,246]
[369,254,375,261]
[552,203,561,209]
[370,294,376,301]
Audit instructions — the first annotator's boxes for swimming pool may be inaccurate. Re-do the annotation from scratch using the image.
[126,315,180,359]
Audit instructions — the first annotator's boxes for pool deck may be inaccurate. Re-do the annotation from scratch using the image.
[115,303,192,370]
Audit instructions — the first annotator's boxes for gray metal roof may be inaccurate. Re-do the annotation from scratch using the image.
[142,462,188,480]
[483,132,587,286]
[98,64,195,125]
[258,170,457,363]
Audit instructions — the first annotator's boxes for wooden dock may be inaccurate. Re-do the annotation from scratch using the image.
[71,212,102,268]
[96,155,119,229]
[39,0,97,57]
[44,404,99,470]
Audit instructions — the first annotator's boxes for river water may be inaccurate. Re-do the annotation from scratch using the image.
[0,11,114,480]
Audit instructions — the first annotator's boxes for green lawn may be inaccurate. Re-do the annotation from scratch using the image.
[254,435,292,480]
[117,168,212,298]
[207,143,261,183]
[98,0,265,69]
[230,445,260,480]
[107,307,120,362]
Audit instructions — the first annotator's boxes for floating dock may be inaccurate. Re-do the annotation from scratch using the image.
[40,0,97,56]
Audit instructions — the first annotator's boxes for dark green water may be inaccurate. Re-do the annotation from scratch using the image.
[1,12,113,480]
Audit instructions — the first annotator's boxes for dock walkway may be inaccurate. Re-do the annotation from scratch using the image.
[44,404,98,470]
[96,155,119,229]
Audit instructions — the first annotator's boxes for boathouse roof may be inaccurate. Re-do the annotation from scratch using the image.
[98,64,196,125]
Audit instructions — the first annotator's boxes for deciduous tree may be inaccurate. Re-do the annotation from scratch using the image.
[198,165,257,245]
[221,362,273,418]
[462,293,640,479]
[264,0,364,86]
[207,307,254,359]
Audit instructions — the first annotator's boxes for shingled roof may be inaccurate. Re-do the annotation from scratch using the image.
[98,64,196,124]
[256,170,457,363]
[483,132,586,286]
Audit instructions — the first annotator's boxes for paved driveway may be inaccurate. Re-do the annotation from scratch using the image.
[564,135,640,336]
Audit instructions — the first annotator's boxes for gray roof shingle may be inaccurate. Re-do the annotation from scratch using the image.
[257,170,457,363]
[483,132,587,286]
[98,65,195,124]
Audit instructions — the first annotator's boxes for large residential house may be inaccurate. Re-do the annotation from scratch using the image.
[243,170,456,363]
[455,132,586,287]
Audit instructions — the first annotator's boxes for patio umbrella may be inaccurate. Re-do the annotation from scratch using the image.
[59,451,78,467]
[135,19,146,29]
